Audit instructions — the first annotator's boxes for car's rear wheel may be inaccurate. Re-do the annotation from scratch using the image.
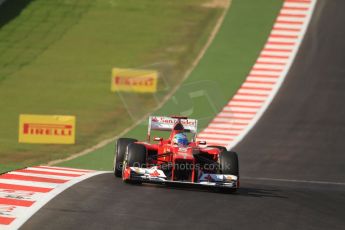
[114,138,137,177]
[122,143,147,183]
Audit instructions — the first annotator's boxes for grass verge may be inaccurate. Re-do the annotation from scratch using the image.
[57,0,283,170]
[0,0,226,173]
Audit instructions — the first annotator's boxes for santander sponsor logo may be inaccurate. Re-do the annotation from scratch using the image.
[151,117,159,122]
[23,123,73,136]
[151,117,196,126]
[114,76,154,86]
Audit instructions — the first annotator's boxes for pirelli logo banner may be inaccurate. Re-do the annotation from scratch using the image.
[19,115,76,144]
[111,68,158,93]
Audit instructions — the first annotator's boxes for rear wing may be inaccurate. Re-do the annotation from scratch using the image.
[148,116,198,140]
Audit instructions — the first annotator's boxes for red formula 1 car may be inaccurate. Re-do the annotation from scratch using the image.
[113,116,239,191]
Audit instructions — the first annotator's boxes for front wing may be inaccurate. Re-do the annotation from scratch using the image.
[124,166,239,189]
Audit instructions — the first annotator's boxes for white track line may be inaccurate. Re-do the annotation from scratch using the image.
[242,177,345,186]
[0,179,59,189]
[7,172,77,181]
[26,167,86,175]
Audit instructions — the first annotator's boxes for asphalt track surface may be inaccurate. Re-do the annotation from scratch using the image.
[22,1,345,229]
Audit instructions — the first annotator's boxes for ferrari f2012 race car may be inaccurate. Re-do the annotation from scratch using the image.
[113,116,239,191]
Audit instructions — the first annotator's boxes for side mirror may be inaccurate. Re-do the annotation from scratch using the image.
[198,140,207,145]
[153,137,163,141]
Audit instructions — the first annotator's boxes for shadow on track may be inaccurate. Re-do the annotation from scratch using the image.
[136,182,287,199]
[236,187,287,198]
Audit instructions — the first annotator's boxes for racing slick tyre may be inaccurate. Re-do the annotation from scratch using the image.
[218,151,239,193]
[114,138,137,177]
[219,151,239,176]
[122,143,147,184]
[126,143,147,167]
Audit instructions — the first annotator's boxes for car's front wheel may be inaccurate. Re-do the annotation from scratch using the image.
[219,151,239,176]
[122,143,147,183]
[218,151,239,193]
[114,138,137,177]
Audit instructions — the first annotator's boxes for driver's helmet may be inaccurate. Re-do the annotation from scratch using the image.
[173,132,189,146]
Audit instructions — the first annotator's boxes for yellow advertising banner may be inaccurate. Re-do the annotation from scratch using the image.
[18,114,76,144]
[111,68,158,93]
